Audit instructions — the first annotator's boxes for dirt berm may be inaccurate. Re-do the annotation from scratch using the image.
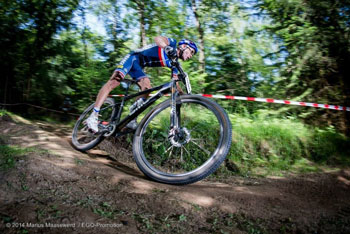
[0,116,349,233]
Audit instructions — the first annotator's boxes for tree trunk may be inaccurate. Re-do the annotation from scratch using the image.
[80,1,88,67]
[111,0,119,53]
[341,56,350,136]
[138,1,147,47]
[191,0,205,72]
[112,14,118,52]
[26,77,31,100]
[3,75,9,104]
[25,60,35,101]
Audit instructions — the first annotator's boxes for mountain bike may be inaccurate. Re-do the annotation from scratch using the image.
[71,56,232,185]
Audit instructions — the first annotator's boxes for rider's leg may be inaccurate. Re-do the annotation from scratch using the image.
[85,71,123,132]
[93,53,134,111]
[94,71,122,109]
[136,77,152,99]
[125,77,152,130]
[86,53,134,132]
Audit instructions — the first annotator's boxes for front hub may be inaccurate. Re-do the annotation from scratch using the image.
[168,127,191,147]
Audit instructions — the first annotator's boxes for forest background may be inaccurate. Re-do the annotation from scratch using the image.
[1,0,350,174]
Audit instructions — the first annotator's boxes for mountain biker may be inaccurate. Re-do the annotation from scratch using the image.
[86,36,198,132]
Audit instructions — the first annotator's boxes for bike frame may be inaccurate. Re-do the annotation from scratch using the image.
[109,80,172,133]
[101,57,189,137]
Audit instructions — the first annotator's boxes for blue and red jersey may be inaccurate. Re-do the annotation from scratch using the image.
[115,37,178,81]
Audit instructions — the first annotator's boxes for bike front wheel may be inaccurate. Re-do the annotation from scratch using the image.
[133,95,232,185]
[71,98,116,151]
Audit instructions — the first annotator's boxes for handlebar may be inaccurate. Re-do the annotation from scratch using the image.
[168,55,185,80]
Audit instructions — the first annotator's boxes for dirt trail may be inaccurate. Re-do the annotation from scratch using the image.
[0,116,349,233]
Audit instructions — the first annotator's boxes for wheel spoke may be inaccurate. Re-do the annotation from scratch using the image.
[168,146,174,158]
[135,96,232,185]
[165,145,174,154]
[181,145,191,156]
[81,125,89,133]
[72,98,116,151]
[180,147,183,162]
[189,140,211,156]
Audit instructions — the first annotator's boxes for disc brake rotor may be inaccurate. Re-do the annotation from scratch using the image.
[168,127,191,147]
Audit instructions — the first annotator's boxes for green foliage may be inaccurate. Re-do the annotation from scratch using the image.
[254,0,350,132]
[2,0,348,131]
[141,100,224,173]
[1,0,349,178]
[310,127,350,164]
[0,0,80,105]
[0,109,12,118]
[71,60,110,110]
[148,59,207,94]
[228,113,350,176]
[0,145,34,170]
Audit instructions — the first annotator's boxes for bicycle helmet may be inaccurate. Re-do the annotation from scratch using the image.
[178,39,198,55]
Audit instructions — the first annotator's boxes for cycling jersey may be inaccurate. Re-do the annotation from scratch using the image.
[114,37,178,81]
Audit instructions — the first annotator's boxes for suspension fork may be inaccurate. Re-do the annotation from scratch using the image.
[170,80,182,130]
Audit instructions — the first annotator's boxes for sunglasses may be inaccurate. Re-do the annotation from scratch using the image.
[184,46,195,56]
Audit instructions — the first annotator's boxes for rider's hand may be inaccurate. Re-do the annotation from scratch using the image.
[177,85,184,95]
[175,78,184,95]
[164,46,177,59]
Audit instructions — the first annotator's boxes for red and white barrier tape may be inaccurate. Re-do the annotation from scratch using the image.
[110,94,350,112]
[200,94,350,112]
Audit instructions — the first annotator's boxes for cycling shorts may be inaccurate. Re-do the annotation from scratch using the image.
[114,54,147,81]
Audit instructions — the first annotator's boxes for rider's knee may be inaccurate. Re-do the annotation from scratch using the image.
[107,79,119,90]
[107,71,124,90]
[138,77,152,91]
[110,70,124,81]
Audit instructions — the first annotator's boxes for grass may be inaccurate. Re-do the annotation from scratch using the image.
[2,107,349,178]
[0,145,36,170]
[0,109,16,119]
[1,107,76,126]
[0,143,50,170]
[0,109,10,116]
[141,101,224,173]
[139,102,350,177]
[113,100,350,177]
[228,114,350,176]
[131,209,266,233]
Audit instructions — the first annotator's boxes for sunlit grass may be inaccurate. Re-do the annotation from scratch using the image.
[0,109,15,118]
[2,106,349,177]
[0,145,35,170]
[228,114,350,176]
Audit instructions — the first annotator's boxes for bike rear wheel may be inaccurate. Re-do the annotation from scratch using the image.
[133,95,232,185]
[71,98,116,151]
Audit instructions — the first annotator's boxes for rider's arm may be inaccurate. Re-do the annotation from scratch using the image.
[172,69,184,95]
[175,76,184,95]
[154,36,169,48]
